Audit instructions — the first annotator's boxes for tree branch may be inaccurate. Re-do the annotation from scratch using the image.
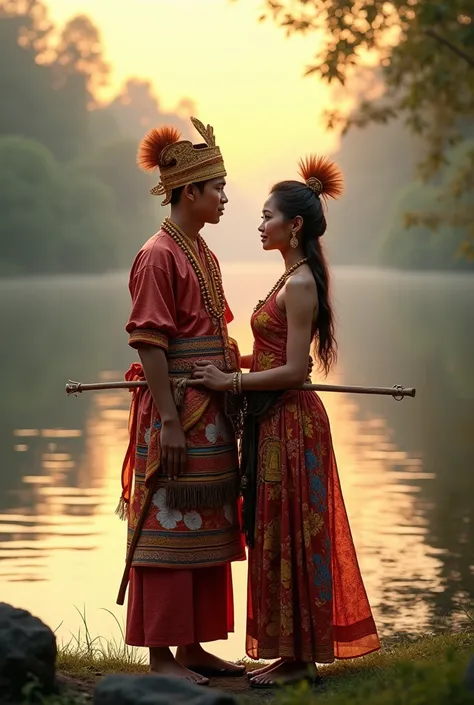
[424,29,474,68]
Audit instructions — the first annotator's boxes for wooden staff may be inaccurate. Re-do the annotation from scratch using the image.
[65,379,416,399]
[116,486,154,606]
[67,375,416,604]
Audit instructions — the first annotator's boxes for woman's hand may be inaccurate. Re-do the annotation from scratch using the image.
[190,361,233,391]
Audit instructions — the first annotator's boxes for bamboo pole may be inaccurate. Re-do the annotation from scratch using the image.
[65,379,416,400]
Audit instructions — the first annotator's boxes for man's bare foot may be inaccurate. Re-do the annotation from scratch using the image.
[177,643,246,677]
[149,647,209,686]
[249,659,320,688]
[247,659,282,679]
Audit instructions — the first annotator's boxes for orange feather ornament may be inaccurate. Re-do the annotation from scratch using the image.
[137,126,182,172]
[298,155,344,201]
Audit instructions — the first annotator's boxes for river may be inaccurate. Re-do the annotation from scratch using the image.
[0,264,473,661]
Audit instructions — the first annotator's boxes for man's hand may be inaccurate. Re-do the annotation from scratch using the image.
[160,418,187,480]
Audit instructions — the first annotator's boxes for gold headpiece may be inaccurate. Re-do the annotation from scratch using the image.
[137,117,226,205]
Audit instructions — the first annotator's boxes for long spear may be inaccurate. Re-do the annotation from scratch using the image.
[65,379,416,400]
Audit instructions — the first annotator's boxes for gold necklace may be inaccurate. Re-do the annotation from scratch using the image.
[161,217,226,322]
[161,217,233,370]
[254,258,308,313]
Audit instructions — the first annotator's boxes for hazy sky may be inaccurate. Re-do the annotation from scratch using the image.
[46,0,345,194]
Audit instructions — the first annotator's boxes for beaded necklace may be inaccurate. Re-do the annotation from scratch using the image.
[253,258,308,313]
[161,217,226,322]
[161,217,232,369]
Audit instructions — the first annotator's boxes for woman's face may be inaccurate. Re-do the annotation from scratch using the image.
[258,194,293,252]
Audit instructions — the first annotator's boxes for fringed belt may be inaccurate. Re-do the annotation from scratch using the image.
[117,335,241,520]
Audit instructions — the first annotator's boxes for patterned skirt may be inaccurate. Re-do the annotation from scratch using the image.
[246,390,380,662]
[128,389,246,569]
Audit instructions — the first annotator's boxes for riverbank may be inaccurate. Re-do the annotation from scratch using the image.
[51,630,474,704]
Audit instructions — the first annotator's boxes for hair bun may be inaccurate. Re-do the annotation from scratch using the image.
[298,155,344,201]
[305,176,323,195]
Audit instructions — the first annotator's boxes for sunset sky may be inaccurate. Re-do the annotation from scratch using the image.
[46,0,345,195]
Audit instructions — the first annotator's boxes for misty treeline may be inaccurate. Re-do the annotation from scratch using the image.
[0,0,192,276]
[260,0,474,272]
[1,1,473,275]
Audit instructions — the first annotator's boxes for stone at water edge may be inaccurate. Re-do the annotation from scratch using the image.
[0,602,57,698]
[94,674,237,705]
[465,654,474,693]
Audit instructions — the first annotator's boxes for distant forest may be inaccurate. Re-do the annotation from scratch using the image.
[327,72,474,272]
[0,0,472,274]
[0,0,192,276]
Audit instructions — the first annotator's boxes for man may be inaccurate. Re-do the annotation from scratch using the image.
[116,117,246,685]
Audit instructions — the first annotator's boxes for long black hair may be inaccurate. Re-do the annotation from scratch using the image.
[270,156,343,376]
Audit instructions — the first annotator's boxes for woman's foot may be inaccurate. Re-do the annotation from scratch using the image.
[247,659,283,679]
[176,643,246,677]
[149,647,209,685]
[249,659,320,688]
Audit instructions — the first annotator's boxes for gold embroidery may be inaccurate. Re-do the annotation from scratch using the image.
[257,351,276,371]
[280,602,294,636]
[303,510,324,548]
[263,519,281,561]
[260,437,282,482]
[267,484,281,501]
[253,311,271,332]
[303,412,314,438]
[280,558,292,590]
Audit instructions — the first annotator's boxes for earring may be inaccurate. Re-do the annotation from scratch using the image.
[290,232,298,249]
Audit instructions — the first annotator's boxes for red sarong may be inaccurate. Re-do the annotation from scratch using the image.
[126,565,234,647]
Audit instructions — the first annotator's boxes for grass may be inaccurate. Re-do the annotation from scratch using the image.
[55,607,147,682]
[20,608,474,704]
[268,631,474,705]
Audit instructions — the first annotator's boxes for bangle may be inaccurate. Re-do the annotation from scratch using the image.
[231,371,242,395]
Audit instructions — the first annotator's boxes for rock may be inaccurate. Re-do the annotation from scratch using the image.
[0,602,57,699]
[465,654,474,693]
[94,674,237,705]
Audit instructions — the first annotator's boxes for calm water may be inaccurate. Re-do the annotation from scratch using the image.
[0,265,473,660]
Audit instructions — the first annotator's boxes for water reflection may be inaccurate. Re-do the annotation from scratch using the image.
[0,267,472,657]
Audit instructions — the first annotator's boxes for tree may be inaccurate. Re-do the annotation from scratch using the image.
[57,172,121,273]
[69,138,164,265]
[52,14,110,101]
[103,78,189,140]
[0,15,91,161]
[255,0,474,259]
[0,136,121,275]
[0,136,66,274]
[0,0,54,58]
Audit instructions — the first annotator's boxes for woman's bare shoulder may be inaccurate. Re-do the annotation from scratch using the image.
[285,266,317,294]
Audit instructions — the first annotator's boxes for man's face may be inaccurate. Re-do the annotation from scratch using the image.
[193,177,228,225]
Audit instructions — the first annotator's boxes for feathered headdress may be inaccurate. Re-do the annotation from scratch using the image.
[136,117,226,205]
[298,155,344,202]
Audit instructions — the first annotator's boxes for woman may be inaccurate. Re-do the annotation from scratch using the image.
[191,156,381,688]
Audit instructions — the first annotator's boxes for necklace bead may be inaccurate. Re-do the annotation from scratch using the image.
[161,217,233,369]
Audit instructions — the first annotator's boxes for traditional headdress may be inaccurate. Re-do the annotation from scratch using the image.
[298,155,344,202]
[137,117,226,205]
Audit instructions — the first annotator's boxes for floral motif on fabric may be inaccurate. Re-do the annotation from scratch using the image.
[245,290,380,663]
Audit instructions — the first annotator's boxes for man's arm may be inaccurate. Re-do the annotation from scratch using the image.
[137,346,186,481]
